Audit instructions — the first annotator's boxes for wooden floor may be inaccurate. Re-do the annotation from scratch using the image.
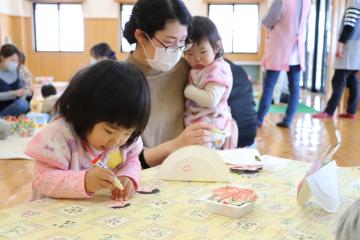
[1,91,360,209]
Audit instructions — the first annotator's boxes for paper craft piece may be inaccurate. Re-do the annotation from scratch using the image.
[216,148,261,165]
[107,200,131,209]
[158,145,230,182]
[137,187,160,194]
[297,129,342,212]
[297,161,340,212]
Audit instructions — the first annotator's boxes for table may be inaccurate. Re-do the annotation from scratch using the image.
[0,160,359,240]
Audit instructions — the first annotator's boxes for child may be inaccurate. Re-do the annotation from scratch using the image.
[41,84,58,117]
[184,16,237,149]
[25,60,151,202]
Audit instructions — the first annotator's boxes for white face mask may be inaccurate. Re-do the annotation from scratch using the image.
[89,57,98,65]
[142,35,182,72]
[5,60,18,72]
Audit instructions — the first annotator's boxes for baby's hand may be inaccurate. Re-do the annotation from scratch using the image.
[85,167,115,193]
[111,176,135,201]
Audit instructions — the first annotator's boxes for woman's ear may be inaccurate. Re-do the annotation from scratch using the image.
[134,29,146,45]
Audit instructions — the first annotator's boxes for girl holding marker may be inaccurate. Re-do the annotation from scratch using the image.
[26,60,150,202]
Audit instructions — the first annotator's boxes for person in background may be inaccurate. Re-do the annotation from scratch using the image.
[0,44,31,117]
[184,16,237,149]
[41,84,58,117]
[313,0,360,120]
[257,0,311,128]
[19,52,33,89]
[90,42,117,64]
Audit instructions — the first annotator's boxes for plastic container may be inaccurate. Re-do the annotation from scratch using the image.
[202,195,255,218]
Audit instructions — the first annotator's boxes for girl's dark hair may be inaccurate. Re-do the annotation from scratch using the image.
[55,60,151,145]
[0,44,21,62]
[90,42,116,60]
[41,84,57,98]
[189,16,224,59]
[123,0,192,44]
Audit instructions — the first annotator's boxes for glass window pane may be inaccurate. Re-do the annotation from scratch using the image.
[209,5,234,53]
[121,4,135,52]
[233,5,259,53]
[59,4,84,52]
[35,4,59,51]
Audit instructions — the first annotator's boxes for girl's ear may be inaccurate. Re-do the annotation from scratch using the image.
[134,29,147,45]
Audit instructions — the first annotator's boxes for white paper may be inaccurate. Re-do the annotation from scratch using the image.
[215,148,261,165]
[261,155,289,172]
[306,161,340,212]
[0,134,33,160]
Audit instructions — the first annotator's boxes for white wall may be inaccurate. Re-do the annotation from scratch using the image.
[0,0,31,16]
[0,0,208,18]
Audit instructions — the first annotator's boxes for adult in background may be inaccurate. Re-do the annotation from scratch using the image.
[0,44,31,117]
[257,0,311,128]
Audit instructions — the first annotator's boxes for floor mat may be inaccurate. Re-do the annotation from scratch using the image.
[0,134,33,160]
[255,101,318,114]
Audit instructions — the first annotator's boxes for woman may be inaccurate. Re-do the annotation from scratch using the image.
[0,44,31,117]
[90,42,117,64]
[124,0,255,168]
[123,0,212,168]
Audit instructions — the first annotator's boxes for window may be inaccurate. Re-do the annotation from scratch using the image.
[34,3,84,52]
[208,4,259,53]
[120,4,135,52]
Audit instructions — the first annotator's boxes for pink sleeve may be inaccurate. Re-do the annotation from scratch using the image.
[33,161,93,199]
[115,138,143,190]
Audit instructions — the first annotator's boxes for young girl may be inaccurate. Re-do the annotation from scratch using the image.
[25,60,151,202]
[184,16,237,149]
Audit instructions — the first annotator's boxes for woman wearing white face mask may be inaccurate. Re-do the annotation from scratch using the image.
[0,44,30,117]
[123,0,213,168]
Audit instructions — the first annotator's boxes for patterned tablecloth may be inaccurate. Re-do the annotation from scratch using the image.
[0,160,360,240]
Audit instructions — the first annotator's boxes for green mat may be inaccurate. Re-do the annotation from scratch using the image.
[255,100,318,114]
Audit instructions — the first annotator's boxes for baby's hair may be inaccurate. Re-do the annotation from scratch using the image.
[55,60,151,145]
[188,16,224,59]
[41,84,57,98]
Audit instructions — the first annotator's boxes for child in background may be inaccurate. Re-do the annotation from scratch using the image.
[25,60,151,202]
[184,16,237,149]
[41,84,58,117]
[19,52,33,89]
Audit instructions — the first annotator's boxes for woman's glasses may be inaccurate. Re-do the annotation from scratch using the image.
[146,33,192,52]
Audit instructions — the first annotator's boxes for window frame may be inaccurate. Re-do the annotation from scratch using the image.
[33,2,85,52]
[207,3,260,54]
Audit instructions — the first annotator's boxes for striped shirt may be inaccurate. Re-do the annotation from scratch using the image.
[339,7,360,43]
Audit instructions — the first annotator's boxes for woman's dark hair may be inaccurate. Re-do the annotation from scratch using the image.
[41,84,57,98]
[90,42,116,60]
[189,16,224,59]
[0,44,21,62]
[55,60,151,145]
[123,0,192,44]
[20,52,26,65]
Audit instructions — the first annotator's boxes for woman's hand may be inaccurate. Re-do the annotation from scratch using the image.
[85,167,115,193]
[111,176,135,201]
[13,88,26,98]
[171,122,212,150]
